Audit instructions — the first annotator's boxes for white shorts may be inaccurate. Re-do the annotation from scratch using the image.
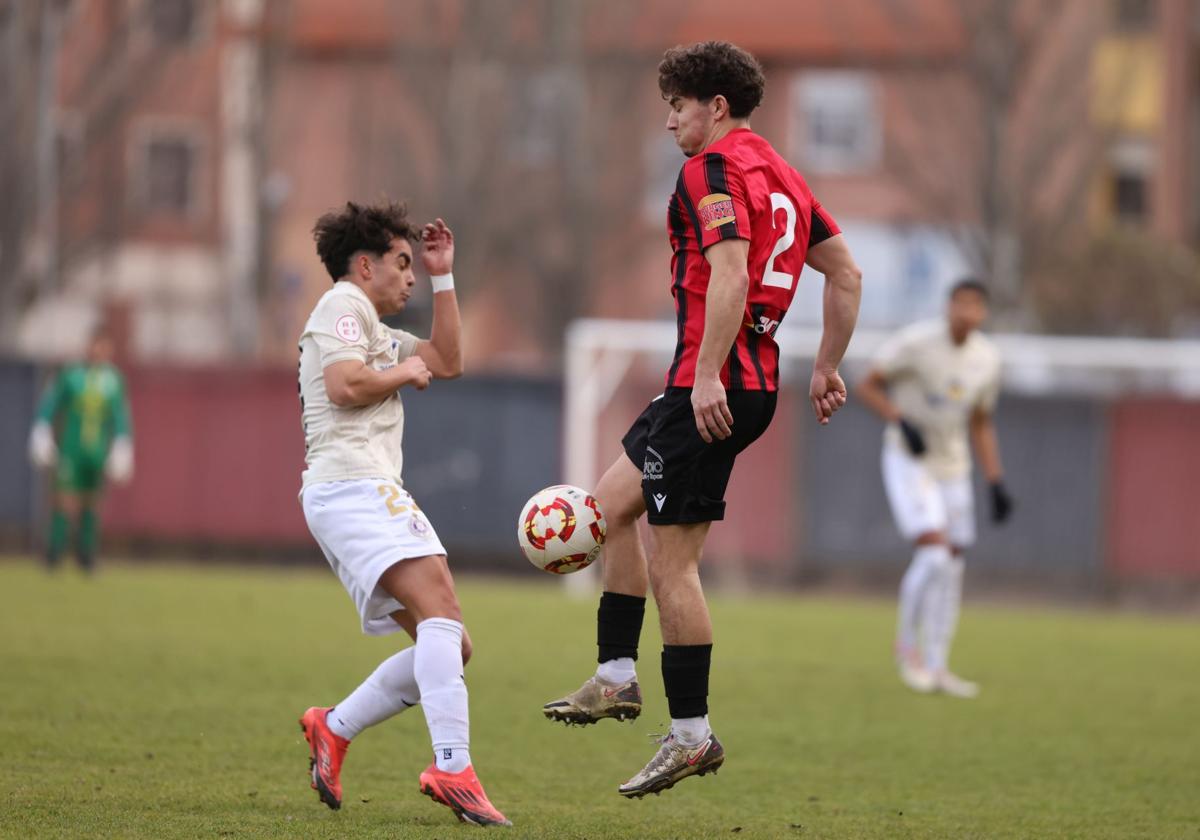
[302,478,447,636]
[881,444,976,548]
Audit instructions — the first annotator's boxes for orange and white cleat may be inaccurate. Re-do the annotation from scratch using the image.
[299,706,350,810]
[419,763,512,827]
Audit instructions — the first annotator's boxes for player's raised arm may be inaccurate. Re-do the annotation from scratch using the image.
[415,218,463,379]
[805,233,862,425]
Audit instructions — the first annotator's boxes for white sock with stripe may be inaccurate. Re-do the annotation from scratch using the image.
[925,555,965,673]
[897,544,949,661]
[328,647,420,740]
[414,617,472,773]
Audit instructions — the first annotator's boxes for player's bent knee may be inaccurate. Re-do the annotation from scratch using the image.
[461,631,473,665]
[914,530,948,547]
[596,480,645,525]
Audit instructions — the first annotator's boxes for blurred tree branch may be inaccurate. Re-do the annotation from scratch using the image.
[888,0,1149,329]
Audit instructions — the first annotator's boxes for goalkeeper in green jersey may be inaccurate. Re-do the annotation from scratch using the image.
[28,329,133,572]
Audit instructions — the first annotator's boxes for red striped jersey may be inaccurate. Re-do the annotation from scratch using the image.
[664,127,840,391]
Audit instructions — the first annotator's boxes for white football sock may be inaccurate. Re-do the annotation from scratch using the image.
[925,556,964,673]
[670,715,711,746]
[328,647,420,740]
[596,657,637,685]
[414,617,471,774]
[897,544,949,658]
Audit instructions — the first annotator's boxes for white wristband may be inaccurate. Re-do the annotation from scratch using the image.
[430,273,455,293]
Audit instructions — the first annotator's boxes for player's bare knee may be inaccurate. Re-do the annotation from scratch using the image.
[461,631,473,665]
[646,555,695,595]
[596,458,646,523]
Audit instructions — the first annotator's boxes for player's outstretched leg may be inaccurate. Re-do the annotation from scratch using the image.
[77,505,98,574]
[619,522,724,798]
[896,540,947,693]
[926,553,978,698]
[299,645,422,809]
[544,456,648,726]
[377,556,510,827]
[45,505,70,571]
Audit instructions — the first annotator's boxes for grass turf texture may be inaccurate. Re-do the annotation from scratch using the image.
[1,561,1197,839]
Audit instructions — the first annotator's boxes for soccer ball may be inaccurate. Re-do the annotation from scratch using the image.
[517,484,606,574]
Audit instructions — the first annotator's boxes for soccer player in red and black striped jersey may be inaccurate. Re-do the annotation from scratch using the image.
[543,41,862,796]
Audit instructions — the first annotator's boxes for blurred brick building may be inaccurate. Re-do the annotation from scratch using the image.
[3,0,1198,364]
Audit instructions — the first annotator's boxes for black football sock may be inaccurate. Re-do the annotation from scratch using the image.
[597,591,646,663]
[662,643,713,719]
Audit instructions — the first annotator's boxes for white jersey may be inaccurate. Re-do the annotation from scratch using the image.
[298,281,420,489]
[872,319,1001,481]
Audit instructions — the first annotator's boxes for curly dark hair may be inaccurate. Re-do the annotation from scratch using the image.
[657,41,766,119]
[950,277,990,301]
[312,200,420,282]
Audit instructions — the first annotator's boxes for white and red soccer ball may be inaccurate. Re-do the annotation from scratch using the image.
[517,484,606,574]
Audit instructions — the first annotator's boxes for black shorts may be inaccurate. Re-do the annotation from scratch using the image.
[621,386,778,526]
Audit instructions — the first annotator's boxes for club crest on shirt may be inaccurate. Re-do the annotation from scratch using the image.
[335,314,362,343]
[697,193,736,231]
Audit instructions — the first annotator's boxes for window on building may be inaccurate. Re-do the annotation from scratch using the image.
[1108,136,1152,224]
[1113,0,1155,32]
[141,135,198,215]
[1113,173,1148,220]
[506,69,573,167]
[790,71,881,175]
[149,0,197,45]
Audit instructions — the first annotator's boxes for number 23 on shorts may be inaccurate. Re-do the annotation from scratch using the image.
[377,484,414,517]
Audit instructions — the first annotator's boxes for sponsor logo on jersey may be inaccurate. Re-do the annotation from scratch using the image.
[335,314,362,343]
[697,193,736,231]
[745,315,780,336]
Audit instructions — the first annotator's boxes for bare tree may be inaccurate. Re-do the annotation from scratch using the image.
[888,0,1132,324]
[356,0,648,347]
[0,0,55,342]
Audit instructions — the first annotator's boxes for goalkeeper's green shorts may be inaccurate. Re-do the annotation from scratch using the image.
[55,451,106,493]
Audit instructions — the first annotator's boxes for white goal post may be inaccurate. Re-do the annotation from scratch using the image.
[561,318,1200,592]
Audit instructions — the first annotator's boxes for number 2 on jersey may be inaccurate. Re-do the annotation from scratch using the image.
[763,192,798,290]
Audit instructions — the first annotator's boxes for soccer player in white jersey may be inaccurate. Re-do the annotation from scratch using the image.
[295,201,510,827]
[857,279,1014,698]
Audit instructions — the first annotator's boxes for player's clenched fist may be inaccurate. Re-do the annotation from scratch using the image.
[398,356,433,390]
[809,368,847,425]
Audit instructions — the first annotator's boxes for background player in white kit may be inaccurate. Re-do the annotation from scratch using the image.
[857,279,1014,698]
[295,201,510,827]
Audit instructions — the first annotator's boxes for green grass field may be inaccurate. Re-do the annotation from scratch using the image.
[1,560,1197,839]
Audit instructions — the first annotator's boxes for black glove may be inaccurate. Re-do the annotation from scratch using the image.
[990,481,1014,524]
[897,417,927,456]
